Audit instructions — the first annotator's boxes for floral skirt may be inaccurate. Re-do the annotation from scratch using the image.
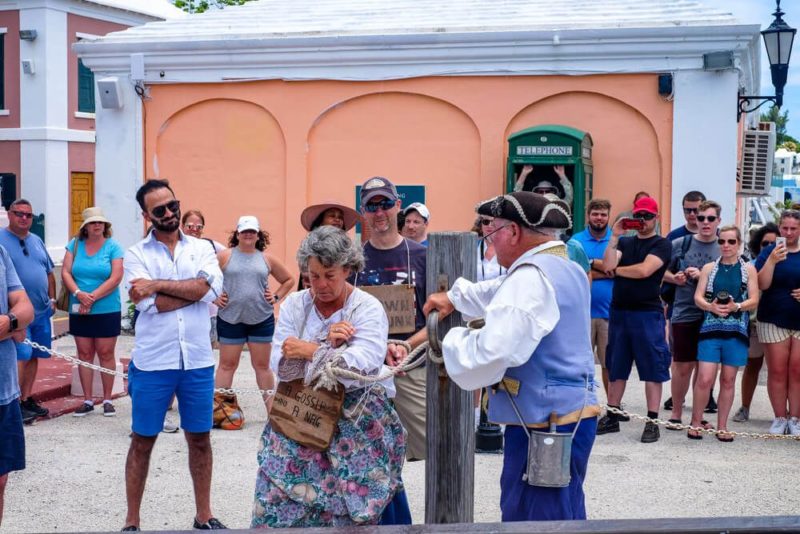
[251,387,406,528]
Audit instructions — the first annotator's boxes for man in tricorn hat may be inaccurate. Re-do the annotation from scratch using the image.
[424,191,599,521]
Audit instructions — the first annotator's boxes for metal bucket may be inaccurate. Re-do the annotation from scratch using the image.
[524,429,573,488]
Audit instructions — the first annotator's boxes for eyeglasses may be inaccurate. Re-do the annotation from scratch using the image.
[633,212,656,221]
[478,218,494,226]
[483,223,512,244]
[363,199,395,213]
[696,215,717,223]
[184,224,204,231]
[18,239,28,257]
[683,207,698,215]
[717,239,738,245]
[11,210,33,219]
[150,200,180,218]
[761,240,776,248]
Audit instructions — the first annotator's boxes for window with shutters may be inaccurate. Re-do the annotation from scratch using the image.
[77,57,95,113]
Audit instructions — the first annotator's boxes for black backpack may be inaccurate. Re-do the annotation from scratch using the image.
[660,235,693,305]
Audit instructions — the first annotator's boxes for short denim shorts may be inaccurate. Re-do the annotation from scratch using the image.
[216,315,275,345]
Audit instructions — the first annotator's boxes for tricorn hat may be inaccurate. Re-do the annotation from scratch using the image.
[476,192,571,230]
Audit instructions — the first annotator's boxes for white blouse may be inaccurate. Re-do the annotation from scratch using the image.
[271,287,396,396]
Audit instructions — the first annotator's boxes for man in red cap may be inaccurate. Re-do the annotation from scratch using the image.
[598,196,673,443]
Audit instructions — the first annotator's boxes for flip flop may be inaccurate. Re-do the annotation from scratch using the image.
[701,420,715,430]
[666,418,682,431]
[716,431,734,443]
[687,429,703,440]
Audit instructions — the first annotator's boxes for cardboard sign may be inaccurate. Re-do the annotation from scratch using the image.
[360,284,417,334]
[270,379,345,451]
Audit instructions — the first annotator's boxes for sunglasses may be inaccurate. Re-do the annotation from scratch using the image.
[633,212,656,221]
[363,199,395,213]
[683,207,698,214]
[18,239,28,257]
[150,200,180,219]
[697,215,717,223]
[184,223,204,231]
[761,240,776,248]
[717,239,738,245]
[11,210,33,219]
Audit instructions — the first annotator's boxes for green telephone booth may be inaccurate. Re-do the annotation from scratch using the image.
[506,125,593,231]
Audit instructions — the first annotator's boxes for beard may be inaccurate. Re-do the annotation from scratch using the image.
[589,222,607,233]
[152,212,180,232]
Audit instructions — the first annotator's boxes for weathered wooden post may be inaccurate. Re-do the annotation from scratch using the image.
[425,231,476,524]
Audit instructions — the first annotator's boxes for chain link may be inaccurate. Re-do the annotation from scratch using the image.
[606,406,800,441]
[22,338,276,398]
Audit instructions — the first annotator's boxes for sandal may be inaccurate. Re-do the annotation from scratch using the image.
[687,429,703,440]
[666,418,682,431]
[716,431,734,443]
[700,420,715,430]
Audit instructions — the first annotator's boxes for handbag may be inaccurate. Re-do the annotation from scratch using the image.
[56,241,78,312]
[213,392,245,430]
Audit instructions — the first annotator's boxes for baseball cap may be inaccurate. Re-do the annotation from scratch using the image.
[236,215,260,232]
[633,196,659,215]
[403,202,430,221]
[360,176,399,205]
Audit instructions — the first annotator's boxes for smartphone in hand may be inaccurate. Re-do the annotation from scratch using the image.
[776,236,787,248]
[620,218,645,231]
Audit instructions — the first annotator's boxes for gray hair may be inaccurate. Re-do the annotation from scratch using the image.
[297,226,365,273]
[10,198,31,210]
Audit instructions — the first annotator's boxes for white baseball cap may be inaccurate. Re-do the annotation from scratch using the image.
[236,215,260,232]
[403,202,430,221]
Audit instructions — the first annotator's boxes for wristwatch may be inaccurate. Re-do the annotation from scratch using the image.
[74,289,81,297]
[273,294,280,304]
[734,302,742,313]
[7,312,18,332]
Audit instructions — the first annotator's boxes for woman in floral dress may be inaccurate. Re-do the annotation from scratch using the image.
[252,226,405,527]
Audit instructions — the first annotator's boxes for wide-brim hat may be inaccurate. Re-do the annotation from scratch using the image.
[79,207,111,231]
[300,202,361,232]
[476,192,571,230]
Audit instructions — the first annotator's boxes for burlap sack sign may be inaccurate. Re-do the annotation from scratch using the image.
[360,284,416,335]
[270,379,345,451]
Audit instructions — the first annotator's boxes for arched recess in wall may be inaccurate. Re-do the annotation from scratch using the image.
[506,91,664,214]
[154,98,287,250]
[307,92,481,233]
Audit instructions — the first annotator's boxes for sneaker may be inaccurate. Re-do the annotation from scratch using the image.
[641,421,660,443]
[704,393,718,414]
[103,403,116,417]
[788,417,800,436]
[162,417,180,433]
[596,415,620,435]
[663,397,673,411]
[193,517,227,530]
[22,397,49,417]
[769,417,789,435]
[732,406,750,423]
[20,405,38,424]
[615,403,630,422]
[73,402,94,417]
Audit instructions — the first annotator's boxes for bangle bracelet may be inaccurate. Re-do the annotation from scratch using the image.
[73,289,81,297]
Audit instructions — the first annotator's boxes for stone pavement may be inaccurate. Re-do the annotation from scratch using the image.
[3,335,799,532]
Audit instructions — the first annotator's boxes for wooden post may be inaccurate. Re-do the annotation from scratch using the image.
[425,231,477,524]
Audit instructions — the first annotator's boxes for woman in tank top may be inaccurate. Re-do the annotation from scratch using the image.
[214,216,295,415]
[690,226,759,441]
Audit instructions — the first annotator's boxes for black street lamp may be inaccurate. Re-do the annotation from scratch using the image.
[738,0,796,119]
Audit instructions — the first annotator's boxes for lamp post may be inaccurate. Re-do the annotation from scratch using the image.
[738,0,796,120]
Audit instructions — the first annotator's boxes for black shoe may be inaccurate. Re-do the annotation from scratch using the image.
[22,397,49,417]
[663,397,673,411]
[616,404,630,422]
[641,421,660,443]
[20,405,38,424]
[121,526,140,532]
[596,415,620,435]
[193,517,227,530]
[704,393,718,414]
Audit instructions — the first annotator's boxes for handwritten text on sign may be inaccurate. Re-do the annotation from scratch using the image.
[270,379,344,451]
[360,284,416,335]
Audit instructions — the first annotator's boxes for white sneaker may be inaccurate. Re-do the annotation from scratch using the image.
[769,417,789,435]
[162,416,179,433]
[788,417,800,436]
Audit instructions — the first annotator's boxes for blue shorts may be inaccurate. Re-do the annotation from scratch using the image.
[128,363,214,437]
[697,337,749,367]
[500,417,597,521]
[0,399,26,476]
[606,308,671,383]
[217,315,274,345]
[16,312,52,361]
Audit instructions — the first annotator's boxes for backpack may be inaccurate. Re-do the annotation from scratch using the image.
[660,235,693,305]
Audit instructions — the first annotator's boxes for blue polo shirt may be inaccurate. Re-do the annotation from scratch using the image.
[0,229,54,316]
[572,227,613,319]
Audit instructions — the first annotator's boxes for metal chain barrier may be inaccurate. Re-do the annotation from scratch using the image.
[605,406,800,442]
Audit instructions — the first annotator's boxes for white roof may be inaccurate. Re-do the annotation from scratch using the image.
[81,0,185,21]
[95,0,738,43]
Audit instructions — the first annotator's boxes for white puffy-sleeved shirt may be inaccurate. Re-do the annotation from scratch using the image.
[271,288,396,396]
[124,231,223,371]
[442,241,562,391]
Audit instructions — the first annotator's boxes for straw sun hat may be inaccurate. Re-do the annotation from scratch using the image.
[79,207,111,231]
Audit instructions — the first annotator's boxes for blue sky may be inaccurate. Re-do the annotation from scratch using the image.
[703,0,800,138]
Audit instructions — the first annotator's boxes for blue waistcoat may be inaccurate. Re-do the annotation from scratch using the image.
[488,253,597,425]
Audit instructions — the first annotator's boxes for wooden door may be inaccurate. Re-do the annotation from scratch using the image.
[70,172,94,236]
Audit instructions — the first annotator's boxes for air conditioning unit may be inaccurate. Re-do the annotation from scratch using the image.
[739,122,775,196]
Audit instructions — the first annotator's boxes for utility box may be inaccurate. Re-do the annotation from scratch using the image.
[506,125,594,231]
